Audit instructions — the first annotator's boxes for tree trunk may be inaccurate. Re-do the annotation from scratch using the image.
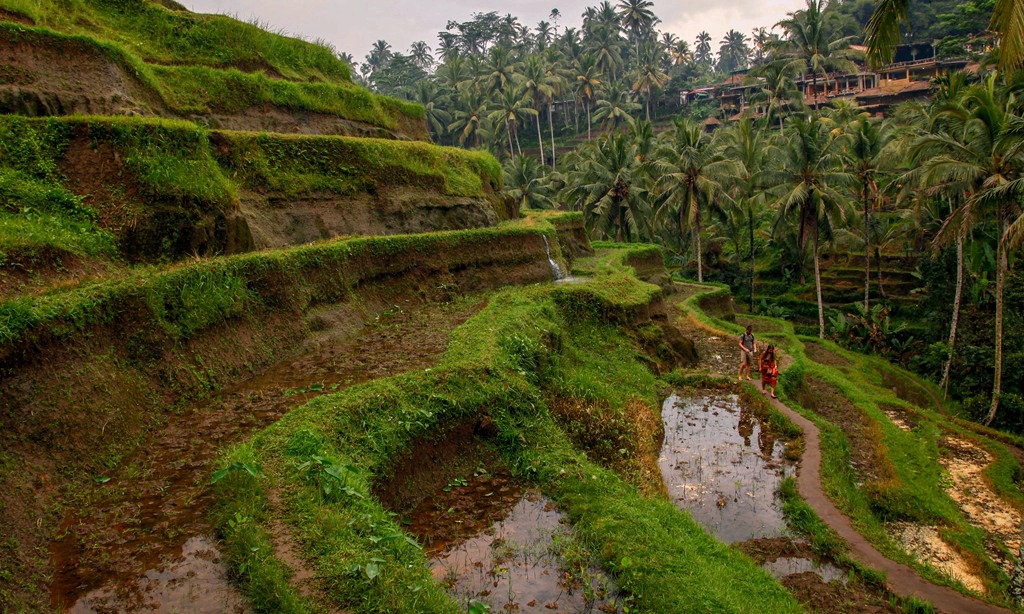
[507,124,515,158]
[587,102,592,141]
[876,247,885,298]
[864,183,871,311]
[749,200,756,313]
[814,222,825,338]
[547,101,556,167]
[514,124,523,156]
[535,112,545,166]
[646,94,651,122]
[696,206,704,283]
[984,204,1006,426]
[797,206,808,285]
[942,232,964,399]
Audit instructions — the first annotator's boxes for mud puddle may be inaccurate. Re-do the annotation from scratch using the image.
[389,449,620,613]
[659,393,794,543]
[50,297,484,612]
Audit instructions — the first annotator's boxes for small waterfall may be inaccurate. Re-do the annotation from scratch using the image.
[542,235,566,281]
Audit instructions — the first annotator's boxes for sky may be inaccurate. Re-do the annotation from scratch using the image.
[186,0,807,64]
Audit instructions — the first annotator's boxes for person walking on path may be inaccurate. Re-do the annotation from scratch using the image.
[738,325,757,380]
[760,344,779,398]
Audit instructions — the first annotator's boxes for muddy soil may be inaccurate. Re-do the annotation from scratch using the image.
[659,393,795,543]
[804,342,851,368]
[382,435,621,613]
[735,537,901,613]
[793,378,894,485]
[50,296,485,612]
[886,522,987,594]
[939,436,1023,574]
[881,371,937,413]
[878,404,920,432]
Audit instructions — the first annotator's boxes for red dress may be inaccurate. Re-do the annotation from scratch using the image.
[761,355,779,387]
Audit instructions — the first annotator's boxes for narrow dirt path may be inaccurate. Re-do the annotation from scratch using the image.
[766,394,1011,614]
[49,295,486,613]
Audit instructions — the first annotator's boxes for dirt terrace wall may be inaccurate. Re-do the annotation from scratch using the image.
[0,224,559,607]
[552,215,594,263]
[0,24,427,141]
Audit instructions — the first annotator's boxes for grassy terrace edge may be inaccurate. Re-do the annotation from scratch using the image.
[211,263,802,613]
[0,21,425,134]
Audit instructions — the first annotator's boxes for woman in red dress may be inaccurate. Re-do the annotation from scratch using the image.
[759,344,779,398]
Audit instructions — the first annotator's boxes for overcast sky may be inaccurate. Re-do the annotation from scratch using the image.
[186,0,807,64]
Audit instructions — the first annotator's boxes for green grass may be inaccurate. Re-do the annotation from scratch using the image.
[0,0,350,84]
[212,268,802,613]
[216,132,500,198]
[0,20,424,134]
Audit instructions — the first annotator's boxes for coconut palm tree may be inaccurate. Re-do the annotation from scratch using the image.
[749,59,800,134]
[409,41,434,70]
[561,134,651,242]
[654,118,739,282]
[448,89,492,148]
[718,29,751,74]
[414,81,451,142]
[573,55,604,140]
[519,55,557,166]
[694,31,713,71]
[722,118,770,309]
[617,0,657,61]
[505,154,556,209]
[844,114,890,310]
[775,0,858,110]
[488,85,538,157]
[632,45,670,121]
[910,75,1024,425]
[765,114,854,337]
[593,85,640,133]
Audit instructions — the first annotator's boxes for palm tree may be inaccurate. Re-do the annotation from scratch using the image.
[505,154,556,209]
[617,0,656,61]
[722,118,769,310]
[765,114,854,337]
[488,85,538,157]
[481,45,516,96]
[448,89,492,148]
[844,114,889,311]
[718,30,751,74]
[632,46,669,121]
[409,41,434,70]
[593,85,640,133]
[694,31,713,71]
[654,119,739,282]
[414,81,451,142]
[519,56,557,166]
[587,24,625,81]
[573,55,604,141]
[911,75,1024,425]
[775,0,858,110]
[749,59,800,134]
[561,134,651,242]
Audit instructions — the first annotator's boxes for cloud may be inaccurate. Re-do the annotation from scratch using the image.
[185,0,806,61]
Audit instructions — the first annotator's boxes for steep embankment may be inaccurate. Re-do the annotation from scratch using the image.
[0,217,567,610]
[0,2,427,140]
[0,116,508,294]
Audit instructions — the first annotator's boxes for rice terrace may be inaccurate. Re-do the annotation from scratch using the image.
[1,0,1023,612]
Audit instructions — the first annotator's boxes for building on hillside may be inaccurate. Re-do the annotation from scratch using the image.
[685,43,972,120]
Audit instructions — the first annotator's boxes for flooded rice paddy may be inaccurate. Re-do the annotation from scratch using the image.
[658,392,794,544]
[399,462,621,613]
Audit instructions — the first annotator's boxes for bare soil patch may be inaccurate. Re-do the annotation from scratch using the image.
[881,371,935,412]
[940,436,1023,573]
[49,296,485,611]
[804,342,851,368]
[794,378,894,485]
[735,538,900,613]
[886,522,987,594]
[879,404,920,432]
